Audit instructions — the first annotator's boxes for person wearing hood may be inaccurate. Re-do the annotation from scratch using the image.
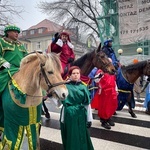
[102,38,120,70]
[50,32,75,77]
[60,66,94,150]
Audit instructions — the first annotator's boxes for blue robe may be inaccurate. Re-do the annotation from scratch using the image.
[88,67,98,100]
[144,83,150,111]
[116,68,135,110]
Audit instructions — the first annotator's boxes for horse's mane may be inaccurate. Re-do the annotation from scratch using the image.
[48,53,62,72]
[122,60,147,73]
[20,52,62,72]
[73,51,94,67]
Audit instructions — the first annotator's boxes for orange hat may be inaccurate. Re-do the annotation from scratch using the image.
[133,59,139,64]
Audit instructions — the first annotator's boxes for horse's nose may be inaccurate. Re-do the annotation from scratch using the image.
[110,68,116,75]
[62,93,66,99]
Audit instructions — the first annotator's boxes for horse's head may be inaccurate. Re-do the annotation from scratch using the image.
[92,43,116,74]
[36,52,68,100]
[143,60,150,76]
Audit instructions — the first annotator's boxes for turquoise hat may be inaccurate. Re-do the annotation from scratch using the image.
[4,25,20,36]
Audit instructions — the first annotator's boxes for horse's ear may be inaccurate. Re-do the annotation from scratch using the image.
[36,52,46,66]
[96,43,101,53]
[47,45,51,53]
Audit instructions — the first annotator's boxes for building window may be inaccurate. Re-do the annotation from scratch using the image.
[138,40,149,55]
[37,42,41,49]
[22,31,26,36]
[30,30,34,35]
[38,28,43,34]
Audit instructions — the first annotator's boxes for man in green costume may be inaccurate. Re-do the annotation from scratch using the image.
[0,25,28,137]
[60,66,94,150]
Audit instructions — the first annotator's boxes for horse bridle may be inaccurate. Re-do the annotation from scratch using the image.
[40,64,67,91]
[96,54,112,71]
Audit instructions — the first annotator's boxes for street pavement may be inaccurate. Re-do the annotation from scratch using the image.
[21,98,150,150]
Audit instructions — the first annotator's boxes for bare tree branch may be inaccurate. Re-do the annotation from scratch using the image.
[38,0,102,39]
[0,0,24,28]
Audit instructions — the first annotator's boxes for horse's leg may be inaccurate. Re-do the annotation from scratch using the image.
[26,123,40,150]
[42,99,50,119]
[127,93,137,118]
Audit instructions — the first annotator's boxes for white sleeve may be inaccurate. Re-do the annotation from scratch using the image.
[84,104,93,122]
[56,39,63,47]
[2,62,10,68]
[67,41,74,49]
[60,106,65,123]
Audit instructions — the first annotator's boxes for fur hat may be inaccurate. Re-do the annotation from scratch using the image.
[4,25,20,36]
[60,32,71,42]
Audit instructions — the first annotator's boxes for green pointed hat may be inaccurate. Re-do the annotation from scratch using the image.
[4,25,20,36]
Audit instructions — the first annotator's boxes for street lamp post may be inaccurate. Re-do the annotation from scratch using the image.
[118,49,123,55]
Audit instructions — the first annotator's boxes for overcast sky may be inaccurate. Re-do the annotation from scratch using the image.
[14,0,48,30]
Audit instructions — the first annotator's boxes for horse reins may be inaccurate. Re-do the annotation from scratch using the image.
[97,57,111,72]
[26,65,67,98]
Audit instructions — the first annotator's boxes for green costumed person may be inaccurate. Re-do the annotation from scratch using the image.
[60,66,94,150]
[0,25,28,147]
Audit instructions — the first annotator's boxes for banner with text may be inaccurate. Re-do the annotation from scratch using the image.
[118,0,150,45]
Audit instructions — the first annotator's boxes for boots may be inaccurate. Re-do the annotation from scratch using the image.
[107,118,115,126]
[100,119,111,129]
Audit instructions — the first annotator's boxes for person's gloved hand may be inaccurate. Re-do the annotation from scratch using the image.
[2,62,10,68]
[86,122,92,128]
[67,58,74,63]
[52,32,60,43]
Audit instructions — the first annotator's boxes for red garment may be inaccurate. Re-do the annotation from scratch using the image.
[51,42,75,71]
[91,70,118,119]
[80,75,91,85]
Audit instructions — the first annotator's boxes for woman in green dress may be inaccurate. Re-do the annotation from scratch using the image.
[60,66,94,150]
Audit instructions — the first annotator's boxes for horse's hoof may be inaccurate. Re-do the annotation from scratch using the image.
[45,113,50,119]
[145,110,150,115]
[129,111,137,118]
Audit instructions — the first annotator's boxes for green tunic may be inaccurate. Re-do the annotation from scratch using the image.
[0,37,28,130]
[0,37,28,94]
[60,81,94,150]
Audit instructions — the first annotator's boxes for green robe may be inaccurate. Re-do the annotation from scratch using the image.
[60,81,94,150]
[0,37,28,94]
[0,37,28,131]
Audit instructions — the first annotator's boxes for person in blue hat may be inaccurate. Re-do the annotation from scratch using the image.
[102,38,120,70]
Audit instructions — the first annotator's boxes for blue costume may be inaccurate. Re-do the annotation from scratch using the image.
[88,67,98,100]
[143,78,150,113]
[116,68,135,110]
[102,39,119,70]
[144,83,150,111]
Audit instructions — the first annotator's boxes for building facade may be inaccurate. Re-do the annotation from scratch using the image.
[19,19,92,58]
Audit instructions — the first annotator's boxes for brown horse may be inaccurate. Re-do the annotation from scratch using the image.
[72,43,116,76]
[116,60,150,117]
[42,43,116,118]
[1,52,68,150]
